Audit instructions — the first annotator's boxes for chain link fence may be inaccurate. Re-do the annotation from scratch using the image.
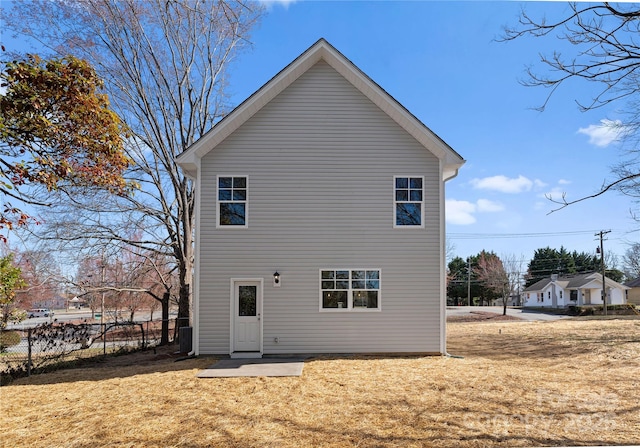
[0,318,190,384]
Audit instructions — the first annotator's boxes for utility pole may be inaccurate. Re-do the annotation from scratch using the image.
[595,230,611,316]
[101,250,106,355]
[467,256,471,307]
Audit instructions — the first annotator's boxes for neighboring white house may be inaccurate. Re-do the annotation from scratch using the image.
[491,294,522,307]
[176,39,464,358]
[624,277,640,306]
[523,273,629,308]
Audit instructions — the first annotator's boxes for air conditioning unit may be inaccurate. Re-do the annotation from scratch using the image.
[179,326,192,354]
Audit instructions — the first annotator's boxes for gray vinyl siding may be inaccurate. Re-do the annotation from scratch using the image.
[199,60,443,354]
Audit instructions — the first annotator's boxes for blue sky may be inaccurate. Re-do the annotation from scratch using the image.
[2,1,636,267]
[227,0,637,264]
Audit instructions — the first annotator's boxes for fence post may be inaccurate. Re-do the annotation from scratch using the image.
[27,327,32,377]
[139,323,145,349]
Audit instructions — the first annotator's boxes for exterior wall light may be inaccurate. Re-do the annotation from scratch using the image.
[273,271,281,288]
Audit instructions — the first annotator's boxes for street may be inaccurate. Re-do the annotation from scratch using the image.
[6,309,161,330]
[446,306,571,321]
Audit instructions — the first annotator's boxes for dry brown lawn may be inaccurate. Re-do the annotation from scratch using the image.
[1,319,639,448]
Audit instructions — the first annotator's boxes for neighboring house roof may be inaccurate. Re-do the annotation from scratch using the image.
[524,272,630,292]
[624,277,640,288]
[176,38,465,180]
[524,277,553,292]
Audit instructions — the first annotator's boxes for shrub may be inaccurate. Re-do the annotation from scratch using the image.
[0,330,21,352]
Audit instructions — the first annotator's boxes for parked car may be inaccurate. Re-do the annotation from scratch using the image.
[28,308,54,318]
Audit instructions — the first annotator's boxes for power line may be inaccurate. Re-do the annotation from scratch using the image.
[448,230,613,240]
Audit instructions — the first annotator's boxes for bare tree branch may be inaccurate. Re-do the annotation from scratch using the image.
[545,172,640,214]
[5,0,264,322]
[502,3,640,216]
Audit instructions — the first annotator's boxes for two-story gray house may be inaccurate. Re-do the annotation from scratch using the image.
[176,39,465,358]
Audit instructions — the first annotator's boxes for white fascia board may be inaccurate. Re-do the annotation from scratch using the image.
[177,156,199,180]
[443,163,464,182]
[602,277,630,290]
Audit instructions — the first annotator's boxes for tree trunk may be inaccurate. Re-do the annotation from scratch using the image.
[177,233,193,328]
[178,284,190,329]
[160,292,170,346]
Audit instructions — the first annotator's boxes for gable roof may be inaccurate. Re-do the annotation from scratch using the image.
[524,272,630,292]
[625,277,640,287]
[176,38,465,180]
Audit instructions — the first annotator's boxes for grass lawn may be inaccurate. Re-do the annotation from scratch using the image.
[1,318,639,447]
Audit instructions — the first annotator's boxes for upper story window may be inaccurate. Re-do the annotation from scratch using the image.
[394,176,424,228]
[217,176,247,227]
[320,269,381,311]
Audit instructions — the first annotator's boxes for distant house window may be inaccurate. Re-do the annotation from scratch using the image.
[320,269,381,311]
[559,291,563,299]
[539,293,544,301]
[217,176,247,227]
[394,176,424,227]
[548,291,551,300]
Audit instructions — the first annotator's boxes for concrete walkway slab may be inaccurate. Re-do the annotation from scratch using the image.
[197,358,305,378]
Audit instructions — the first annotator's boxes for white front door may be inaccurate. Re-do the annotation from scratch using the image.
[233,280,262,353]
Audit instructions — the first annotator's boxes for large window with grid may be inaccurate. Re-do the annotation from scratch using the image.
[320,269,381,311]
[217,176,248,227]
[394,176,424,227]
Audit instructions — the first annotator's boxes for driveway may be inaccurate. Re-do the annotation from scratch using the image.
[446,306,571,322]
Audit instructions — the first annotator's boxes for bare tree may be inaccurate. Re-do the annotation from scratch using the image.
[4,0,264,324]
[475,252,523,315]
[623,242,640,280]
[76,246,177,343]
[501,3,640,213]
[112,248,178,323]
[13,249,62,310]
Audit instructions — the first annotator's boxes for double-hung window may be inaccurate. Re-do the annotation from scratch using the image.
[394,176,424,227]
[217,176,248,227]
[320,269,381,311]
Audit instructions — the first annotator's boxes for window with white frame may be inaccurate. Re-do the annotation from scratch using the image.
[394,176,424,227]
[320,269,380,310]
[217,176,247,227]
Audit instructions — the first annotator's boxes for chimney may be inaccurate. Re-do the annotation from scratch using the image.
[551,274,558,282]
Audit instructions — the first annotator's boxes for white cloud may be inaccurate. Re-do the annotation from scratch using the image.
[446,200,477,225]
[558,179,571,185]
[476,198,505,212]
[259,0,296,9]
[470,175,536,194]
[540,186,566,201]
[577,119,628,147]
[533,179,547,190]
[446,198,504,225]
